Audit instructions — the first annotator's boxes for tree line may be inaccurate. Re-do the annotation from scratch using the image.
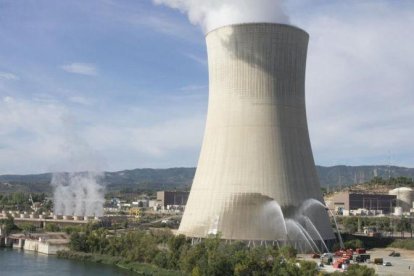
[63,223,375,276]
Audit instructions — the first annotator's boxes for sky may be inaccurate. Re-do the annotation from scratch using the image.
[0,0,413,174]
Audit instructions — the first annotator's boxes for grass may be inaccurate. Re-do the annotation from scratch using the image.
[389,239,414,250]
[57,250,186,276]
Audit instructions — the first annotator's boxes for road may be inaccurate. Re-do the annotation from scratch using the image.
[299,247,414,275]
[366,248,414,276]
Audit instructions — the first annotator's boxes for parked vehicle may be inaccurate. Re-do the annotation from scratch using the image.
[374,258,383,264]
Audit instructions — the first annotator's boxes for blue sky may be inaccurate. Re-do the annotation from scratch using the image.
[0,0,413,174]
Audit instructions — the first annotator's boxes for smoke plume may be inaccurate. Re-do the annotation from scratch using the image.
[51,115,105,217]
[153,0,290,32]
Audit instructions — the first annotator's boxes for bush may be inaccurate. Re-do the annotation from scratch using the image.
[390,239,414,250]
[63,225,82,234]
[297,260,318,275]
[152,251,169,268]
[279,245,297,259]
[45,223,60,232]
[19,223,36,233]
[344,239,364,250]
[345,264,375,276]
[0,214,16,235]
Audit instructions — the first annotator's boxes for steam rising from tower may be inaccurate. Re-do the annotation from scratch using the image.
[51,116,105,217]
[153,0,290,32]
[177,23,334,244]
[52,171,104,217]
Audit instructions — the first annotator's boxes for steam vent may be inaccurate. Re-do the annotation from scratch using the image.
[178,23,335,249]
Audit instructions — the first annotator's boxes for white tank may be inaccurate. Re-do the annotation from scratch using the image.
[394,206,403,216]
[389,187,414,212]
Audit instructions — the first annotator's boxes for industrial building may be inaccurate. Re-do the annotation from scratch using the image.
[178,23,334,245]
[328,191,396,215]
[156,191,189,208]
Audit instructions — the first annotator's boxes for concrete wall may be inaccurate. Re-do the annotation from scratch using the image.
[330,192,350,211]
[38,242,68,255]
[24,239,39,252]
[178,23,334,242]
[23,239,68,255]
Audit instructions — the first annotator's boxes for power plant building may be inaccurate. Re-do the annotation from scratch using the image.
[328,191,396,215]
[178,23,334,245]
[157,191,189,207]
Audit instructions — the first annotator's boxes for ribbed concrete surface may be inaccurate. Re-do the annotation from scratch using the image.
[178,23,334,242]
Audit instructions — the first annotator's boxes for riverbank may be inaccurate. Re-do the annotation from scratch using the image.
[57,250,185,276]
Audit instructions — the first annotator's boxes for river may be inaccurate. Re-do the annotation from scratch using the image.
[0,248,136,276]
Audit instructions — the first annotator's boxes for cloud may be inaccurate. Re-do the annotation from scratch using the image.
[0,72,19,80]
[0,96,67,173]
[95,0,202,43]
[68,96,93,106]
[0,93,206,174]
[293,1,414,166]
[179,84,207,91]
[60,62,98,76]
[84,115,204,162]
[183,53,207,66]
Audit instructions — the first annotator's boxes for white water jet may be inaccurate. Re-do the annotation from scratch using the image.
[298,198,344,250]
[299,215,329,253]
[262,200,288,240]
[298,198,327,215]
[285,219,315,253]
[329,209,345,249]
[242,196,334,252]
[294,221,321,254]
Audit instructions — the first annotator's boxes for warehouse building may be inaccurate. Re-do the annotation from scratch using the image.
[329,191,396,215]
[157,191,189,208]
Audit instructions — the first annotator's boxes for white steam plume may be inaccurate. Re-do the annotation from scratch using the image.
[51,115,105,217]
[153,0,290,33]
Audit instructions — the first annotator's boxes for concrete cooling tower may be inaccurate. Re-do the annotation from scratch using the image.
[178,23,335,248]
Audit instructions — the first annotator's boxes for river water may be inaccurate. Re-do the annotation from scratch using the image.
[0,248,136,276]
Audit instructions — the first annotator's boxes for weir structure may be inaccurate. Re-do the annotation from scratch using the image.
[178,23,335,250]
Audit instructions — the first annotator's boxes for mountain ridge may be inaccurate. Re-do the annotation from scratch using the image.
[0,165,413,194]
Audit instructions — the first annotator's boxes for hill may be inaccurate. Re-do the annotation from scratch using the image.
[0,165,413,194]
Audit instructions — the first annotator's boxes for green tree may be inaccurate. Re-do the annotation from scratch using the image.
[343,217,358,234]
[20,223,36,233]
[396,217,411,237]
[45,223,60,232]
[0,214,15,235]
[345,264,375,276]
[279,245,297,259]
[69,232,89,252]
[343,239,364,250]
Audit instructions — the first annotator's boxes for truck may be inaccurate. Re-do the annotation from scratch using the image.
[353,254,370,263]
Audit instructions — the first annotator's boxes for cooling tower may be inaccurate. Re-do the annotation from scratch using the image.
[178,23,335,244]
